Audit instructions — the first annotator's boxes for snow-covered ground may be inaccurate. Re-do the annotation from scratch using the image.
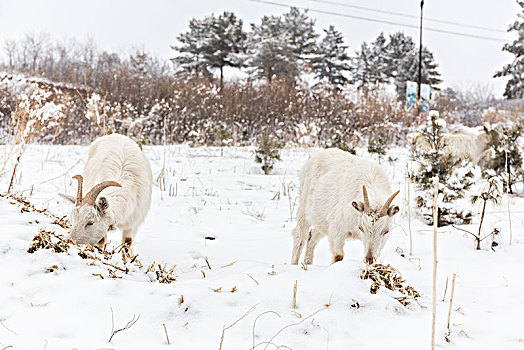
[0,144,523,349]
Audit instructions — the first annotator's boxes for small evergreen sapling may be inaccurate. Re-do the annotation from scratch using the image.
[324,130,356,154]
[255,129,283,175]
[367,128,388,161]
[411,112,475,226]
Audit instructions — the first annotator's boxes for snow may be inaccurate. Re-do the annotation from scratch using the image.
[0,144,523,349]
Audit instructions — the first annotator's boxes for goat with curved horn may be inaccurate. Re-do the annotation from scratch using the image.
[65,134,152,247]
[362,185,371,215]
[379,190,400,218]
[291,148,400,266]
[80,181,121,206]
[72,174,83,206]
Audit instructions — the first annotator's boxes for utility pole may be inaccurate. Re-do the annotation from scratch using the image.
[418,0,424,100]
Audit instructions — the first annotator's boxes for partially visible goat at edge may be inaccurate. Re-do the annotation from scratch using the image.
[292,148,400,265]
[412,126,497,167]
[62,134,152,247]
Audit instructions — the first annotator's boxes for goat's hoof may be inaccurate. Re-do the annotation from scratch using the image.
[332,254,344,263]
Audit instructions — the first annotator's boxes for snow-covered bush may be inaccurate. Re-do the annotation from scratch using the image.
[1,84,65,187]
[295,122,319,147]
[324,130,356,154]
[254,129,282,175]
[411,112,475,226]
[367,127,388,161]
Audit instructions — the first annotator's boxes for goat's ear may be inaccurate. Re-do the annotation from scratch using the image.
[352,201,364,212]
[96,196,109,214]
[59,193,76,204]
[387,205,400,217]
[483,125,489,133]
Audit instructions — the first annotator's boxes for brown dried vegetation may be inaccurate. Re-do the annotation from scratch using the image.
[360,263,421,306]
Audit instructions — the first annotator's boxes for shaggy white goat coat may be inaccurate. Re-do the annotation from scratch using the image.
[71,134,152,245]
[292,149,398,265]
[412,131,492,165]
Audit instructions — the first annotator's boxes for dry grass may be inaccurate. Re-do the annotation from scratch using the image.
[1,191,176,283]
[27,228,71,254]
[360,263,421,306]
[1,85,62,186]
[1,192,70,229]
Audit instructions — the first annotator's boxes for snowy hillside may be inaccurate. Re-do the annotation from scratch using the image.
[0,145,523,349]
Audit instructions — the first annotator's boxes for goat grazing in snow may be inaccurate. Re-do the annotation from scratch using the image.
[292,149,400,265]
[62,134,152,247]
[412,126,497,167]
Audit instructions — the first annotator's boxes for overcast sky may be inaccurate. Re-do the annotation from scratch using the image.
[0,0,520,97]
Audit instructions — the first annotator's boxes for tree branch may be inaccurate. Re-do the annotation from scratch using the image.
[109,307,140,342]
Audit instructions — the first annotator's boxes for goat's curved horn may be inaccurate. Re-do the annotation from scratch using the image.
[379,190,400,217]
[81,181,122,206]
[362,185,371,215]
[72,175,83,206]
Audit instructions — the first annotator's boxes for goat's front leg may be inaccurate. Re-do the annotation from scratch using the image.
[122,227,138,252]
[327,229,346,263]
[303,230,323,265]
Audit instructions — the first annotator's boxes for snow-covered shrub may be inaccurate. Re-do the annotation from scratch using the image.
[367,127,388,161]
[295,122,319,147]
[1,84,65,186]
[411,112,475,226]
[324,130,356,154]
[210,123,233,147]
[254,129,282,175]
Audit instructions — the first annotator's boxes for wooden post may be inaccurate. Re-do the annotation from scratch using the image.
[293,280,298,309]
[502,135,513,245]
[407,163,413,255]
[447,273,457,330]
[7,155,21,194]
[431,178,439,350]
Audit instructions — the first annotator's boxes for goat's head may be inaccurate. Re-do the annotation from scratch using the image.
[482,125,499,148]
[65,175,121,245]
[352,185,399,264]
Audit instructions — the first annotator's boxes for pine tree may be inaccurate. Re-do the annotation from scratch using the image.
[369,33,388,83]
[411,112,475,226]
[349,42,373,90]
[172,12,246,88]
[172,17,211,77]
[494,1,524,98]
[383,32,442,100]
[247,15,297,83]
[282,7,318,65]
[350,33,388,91]
[384,32,416,98]
[312,25,350,90]
[254,129,283,175]
[406,47,442,87]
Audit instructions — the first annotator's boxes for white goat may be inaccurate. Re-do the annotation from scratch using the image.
[63,134,152,247]
[292,149,400,265]
[412,126,496,166]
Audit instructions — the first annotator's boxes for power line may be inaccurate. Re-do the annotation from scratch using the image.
[306,0,508,34]
[247,0,507,42]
